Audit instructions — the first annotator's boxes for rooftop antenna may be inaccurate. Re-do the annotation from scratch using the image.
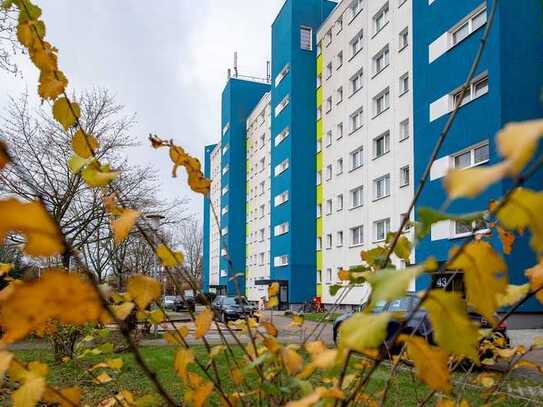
[234,52,238,77]
[227,68,231,80]
[266,60,271,83]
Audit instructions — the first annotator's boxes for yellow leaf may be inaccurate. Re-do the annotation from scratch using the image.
[476,373,496,388]
[526,260,543,304]
[111,302,134,321]
[231,368,243,386]
[261,321,278,337]
[280,347,304,375]
[29,41,58,73]
[194,308,214,339]
[95,372,113,384]
[290,313,304,327]
[496,284,531,307]
[266,296,278,309]
[423,290,479,362]
[187,170,211,195]
[268,282,279,296]
[0,140,11,169]
[27,361,48,377]
[174,348,194,381]
[12,375,45,407]
[126,275,161,310]
[163,326,189,344]
[497,226,515,255]
[0,350,13,381]
[16,19,44,48]
[0,198,64,256]
[305,341,327,356]
[71,130,97,159]
[496,120,543,175]
[38,70,68,100]
[285,387,329,407]
[42,386,81,407]
[362,266,423,310]
[80,162,119,187]
[149,309,164,324]
[338,312,391,353]
[449,241,508,324]
[0,263,13,276]
[111,208,140,244]
[106,358,123,370]
[437,400,470,407]
[444,162,509,200]
[67,154,92,174]
[393,235,412,261]
[0,269,102,343]
[192,381,214,407]
[209,345,225,360]
[155,243,184,267]
[495,188,543,253]
[312,349,338,369]
[400,335,451,393]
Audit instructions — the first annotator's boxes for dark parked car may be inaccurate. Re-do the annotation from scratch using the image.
[173,296,195,312]
[333,294,433,352]
[212,295,257,322]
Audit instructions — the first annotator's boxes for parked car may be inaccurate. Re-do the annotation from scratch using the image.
[212,295,257,322]
[162,295,176,310]
[173,296,195,313]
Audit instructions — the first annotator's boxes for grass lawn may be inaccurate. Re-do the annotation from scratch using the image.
[8,345,536,406]
[297,312,341,323]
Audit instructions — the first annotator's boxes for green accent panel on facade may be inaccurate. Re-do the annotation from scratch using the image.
[316,54,322,75]
[316,216,322,236]
[316,282,322,297]
[316,152,323,171]
[246,224,250,236]
[316,119,323,139]
[316,184,323,204]
[316,86,323,107]
[316,251,322,270]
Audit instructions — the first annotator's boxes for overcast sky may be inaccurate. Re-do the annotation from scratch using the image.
[0,0,285,219]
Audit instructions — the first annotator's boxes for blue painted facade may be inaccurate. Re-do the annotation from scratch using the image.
[202,144,216,294]
[270,0,336,304]
[220,78,270,295]
[413,0,543,312]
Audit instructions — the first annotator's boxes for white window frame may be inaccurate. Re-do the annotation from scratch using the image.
[274,255,289,267]
[350,146,364,170]
[350,0,364,22]
[350,68,364,95]
[399,72,409,95]
[350,29,364,57]
[336,157,344,175]
[274,190,289,207]
[399,27,408,50]
[374,218,390,242]
[337,231,344,247]
[451,140,490,170]
[337,86,343,104]
[326,199,333,215]
[399,119,410,141]
[350,225,364,247]
[373,132,390,158]
[451,73,489,109]
[373,45,390,75]
[337,193,344,211]
[337,51,344,68]
[451,219,490,239]
[400,165,410,187]
[337,122,344,140]
[300,26,313,51]
[326,233,333,249]
[274,158,289,176]
[275,95,290,117]
[373,2,390,34]
[350,107,364,133]
[274,222,289,236]
[449,4,487,47]
[325,164,332,181]
[373,87,390,116]
[373,174,391,200]
[350,185,364,209]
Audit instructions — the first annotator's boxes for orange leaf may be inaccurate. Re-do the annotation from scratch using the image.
[0,140,11,169]
[497,226,515,255]
[111,208,140,244]
[38,70,68,100]
[126,275,161,310]
[194,308,214,339]
[71,130,97,159]
[526,260,543,304]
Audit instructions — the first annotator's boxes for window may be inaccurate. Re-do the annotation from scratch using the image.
[317,106,322,120]
[374,174,391,200]
[326,268,332,282]
[274,255,289,267]
[316,237,322,251]
[275,63,290,87]
[452,74,489,108]
[399,119,409,141]
[317,203,322,218]
[260,134,266,148]
[274,190,289,206]
[222,144,229,155]
[222,165,229,175]
[350,0,363,20]
[259,252,265,265]
[400,165,410,187]
[325,131,332,147]
[222,122,230,135]
[373,88,390,116]
[350,68,363,95]
[336,17,343,34]
[222,185,229,195]
[374,218,390,241]
[473,76,488,98]
[351,225,363,246]
[326,234,332,249]
[326,199,332,215]
[452,142,490,169]
[326,96,332,113]
[326,164,332,181]
[337,123,344,140]
[300,26,312,50]
[373,3,389,34]
[350,146,363,170]
[399,27,408,50]
[350,107,363,132]
[259,228,265,242]
[336,158,343,175]
[274,222,289,236]
[221,226,228,236]
[337,87,343,104]
[325,30,332,47]
[351,29,364,57]
[452,218,490,238]
[259,204,265,218]
[399,73,409,95]
[259,181,265,195]
[259,157,265,172]
[274,127,289,146]
[326,62,333,79]
[451,6,487,46]
[316,73,322,88]
[317,42,322,56]
[317,269,322,283]
[337,194,344,211]
[222,206,229,215]
[337,51,343,68]
[337,231,344,247]
[373,45,390,74]
[275,95,289,117]
[316,170,322,185]
[274,159,289,176]
[316,138,322,153]
[350,186,363,208]
[373,132,390,158]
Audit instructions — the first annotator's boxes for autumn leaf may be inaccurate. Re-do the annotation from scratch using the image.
[261,321,278,337]
[127,275,161,310]
[95,372,113,384]
[192,381,214,407]
[494,188,543,253]
[526,260,543,304]
[361,267,422,310]
[80,162,119,187]
[71,130,98,158]
[42,386,81,407]
[111,208,140,244]
[195,308,214,338]
[110,302,134,321]
[0,262,13,276]
[400,335,451,393]
[0,140,10,169]
[16,19,45,48]
[338,312,391,353]
[38,70,68,100]
[155,243,184,267]
[106,358,123,370]
[444,162,509,200]
[12,375,46,407]
[416,208,485,240]
[280,347,304,375]
[268,282,279,297]
[449,241,508,324]
[266,296,279,309]
[496,284,530,307]
[67,154,92,174]
[360,246,388,269]
[393,235,412,261]
[497,226,515,255]
[0,198,64,256]
[0,269,103,343]
[290,313,304,327]
[174,348,194,381]
[423,290,479,362]
[496,120,543,175]
[29,41,58,73]
[0,351,13,381]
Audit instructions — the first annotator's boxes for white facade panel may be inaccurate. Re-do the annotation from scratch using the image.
[431,220,451,241]
[428,32,448,63]
[429,94,450,122]
[208,144,222,287]
[430,155,450,181]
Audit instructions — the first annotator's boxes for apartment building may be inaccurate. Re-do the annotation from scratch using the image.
[316,0,414,305]
[245,93,272,302]
[413,1,543,323]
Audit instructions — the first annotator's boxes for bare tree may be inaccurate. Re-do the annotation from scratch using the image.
[176,218,203,285]
[0,7,19,74]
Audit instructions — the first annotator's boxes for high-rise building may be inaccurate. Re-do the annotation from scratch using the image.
[413,1,543,321]
[315,0,414,306]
